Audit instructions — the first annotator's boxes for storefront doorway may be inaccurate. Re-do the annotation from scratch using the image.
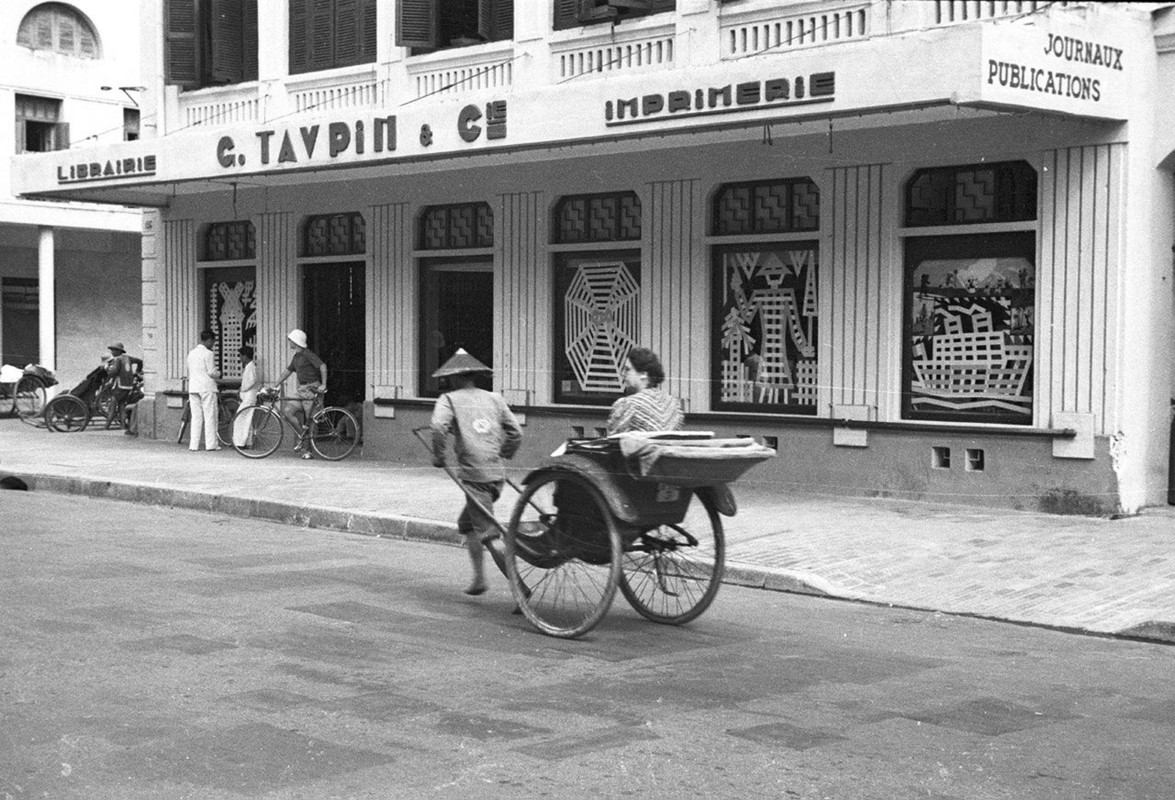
[303,263,365,408]
[1,278,38,367]
[419,260,493,395]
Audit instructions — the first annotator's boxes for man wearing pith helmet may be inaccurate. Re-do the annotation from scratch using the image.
[269,328,328,459]
[430,348,523,596]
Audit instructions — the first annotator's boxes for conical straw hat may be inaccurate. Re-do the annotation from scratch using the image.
[432,348,492,378]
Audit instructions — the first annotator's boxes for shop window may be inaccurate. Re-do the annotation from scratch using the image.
[17,3,100,59]
[554,0,675,31]
[202,266,256,382]
[906,161,1036,227]
[202,220,256,261]
[397,0,513,52]
[903,232,1035,424]
[712,178,819,235]
[14,95,67,153]
[290,0,376,75]
[419,260,494,396]
[554,192,641,244]
[419,203,494,249]
[165,0,258,89]
[554,253,641,405]
[301,212,365,257]
[712,242,819,414]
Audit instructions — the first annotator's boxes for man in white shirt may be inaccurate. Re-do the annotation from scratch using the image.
[186,330,221,451]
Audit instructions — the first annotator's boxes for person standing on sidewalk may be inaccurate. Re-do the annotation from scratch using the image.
[232,345,261,448]
[269,329,327,460]
[186,330,221,451]
[429,349,523,596]
[606,346,685,434]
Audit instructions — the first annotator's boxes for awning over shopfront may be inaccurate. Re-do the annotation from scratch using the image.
[11,13,1138,208]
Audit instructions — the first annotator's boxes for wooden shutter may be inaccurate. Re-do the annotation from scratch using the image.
[52,122,70,151]
[289,0,309,74]
[396,0,436,49]
[309,0,336,70]
[553,0,580,30]
[486,0,512,42]
[335,0,361,64]
[359,0,376,62]
[210,0,243,84]
[164,0,199,88]
[242,0,259,80]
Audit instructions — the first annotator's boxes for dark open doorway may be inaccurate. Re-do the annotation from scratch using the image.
[303,263,365,408]
[419,261,494,395]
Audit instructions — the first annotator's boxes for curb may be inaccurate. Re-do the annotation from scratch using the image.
[22,469,834,599]
[19,470,1175,645]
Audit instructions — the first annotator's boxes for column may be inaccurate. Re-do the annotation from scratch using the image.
[37,226,55,371]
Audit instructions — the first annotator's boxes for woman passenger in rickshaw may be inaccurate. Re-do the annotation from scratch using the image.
[606,347,684,434]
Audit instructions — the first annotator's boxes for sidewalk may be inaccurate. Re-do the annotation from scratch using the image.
[3,417,1174,643]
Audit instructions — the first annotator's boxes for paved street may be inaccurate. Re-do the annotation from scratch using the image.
[2,419,1175,641]
[3,491,1174,799]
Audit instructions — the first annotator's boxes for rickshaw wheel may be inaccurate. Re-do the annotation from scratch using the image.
[505,470,622,639]
[14,375,46,425]
[619,492,725,625]
[44,394,89,433]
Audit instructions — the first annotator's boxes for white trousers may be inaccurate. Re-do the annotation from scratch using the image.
[188,391,219,451]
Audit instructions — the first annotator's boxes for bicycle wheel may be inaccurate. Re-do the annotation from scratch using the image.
[217,395,241,447]
[619,492,725,625]
[504,470,622,639]
[14,376,46,426]
[231,405,282,458]
[44,394,89,433]
[309,407,359,461]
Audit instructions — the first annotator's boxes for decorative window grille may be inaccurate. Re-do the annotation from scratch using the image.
[302,212,366,256]
[554,192,641,244]
[203,266,256,381]
[905,161,1037,227]
[202,220,256,261]
[713,178,819,235]
[419,203,494,249]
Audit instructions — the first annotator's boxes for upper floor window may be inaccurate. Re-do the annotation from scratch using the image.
[123,109,140,142]
[165,0,258,90]
[397,0,513,54]
[14,95,68,154]
[17,3,100,59]
[905,161,1037,227]
[554,0,674,31]
[290,0,376,75]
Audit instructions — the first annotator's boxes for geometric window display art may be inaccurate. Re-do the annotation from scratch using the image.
[714,243,818,412]
[563,260,640,395]
[905,234,1035,423]
[203,267,257,381]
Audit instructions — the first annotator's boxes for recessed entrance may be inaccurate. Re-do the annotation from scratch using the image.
[302,263,365,408]
[420,260,494,395]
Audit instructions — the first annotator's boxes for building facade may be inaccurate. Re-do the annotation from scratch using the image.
[1,0,143,384]
[12,0,1175,514]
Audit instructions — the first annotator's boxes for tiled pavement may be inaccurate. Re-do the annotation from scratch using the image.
[2,417,1174,643]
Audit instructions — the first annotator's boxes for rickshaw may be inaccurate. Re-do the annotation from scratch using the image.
[41,359,142,432]
[420,428,775,639]
[1,363,55,424]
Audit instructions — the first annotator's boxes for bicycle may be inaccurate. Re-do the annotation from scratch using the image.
[176,383,241,447]
[230,386,359,461]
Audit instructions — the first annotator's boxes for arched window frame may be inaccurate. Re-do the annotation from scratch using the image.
[16,3,101,59]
